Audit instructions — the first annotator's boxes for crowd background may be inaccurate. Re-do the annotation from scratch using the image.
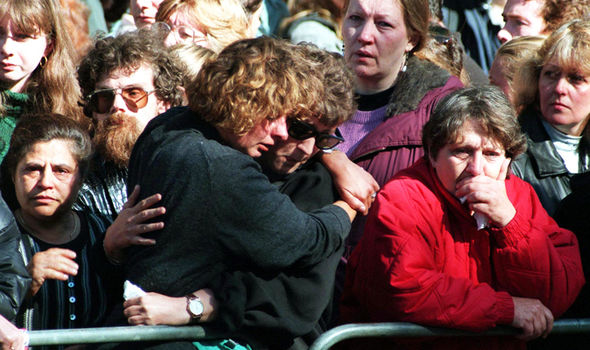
[0,0,590,349]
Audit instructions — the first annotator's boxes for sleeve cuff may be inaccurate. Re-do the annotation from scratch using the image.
[490,210,530,248]
[495,291,515,325]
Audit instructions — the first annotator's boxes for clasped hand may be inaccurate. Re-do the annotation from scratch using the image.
[454,159,516,228]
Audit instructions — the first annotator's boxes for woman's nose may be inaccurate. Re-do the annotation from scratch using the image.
[466,153,484,176]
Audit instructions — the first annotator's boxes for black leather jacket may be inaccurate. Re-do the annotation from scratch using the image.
[511,107,590,216]
[75,156,128,221]
[0,194,31,321]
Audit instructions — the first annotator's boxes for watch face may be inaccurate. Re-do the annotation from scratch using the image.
[189,298,204,316]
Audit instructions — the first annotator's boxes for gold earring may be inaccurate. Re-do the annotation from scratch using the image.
[39,56,48,68]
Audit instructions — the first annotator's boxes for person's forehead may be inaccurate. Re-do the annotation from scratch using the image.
[168,9,201,27]
[450,121,504,150]
[131,0,165,8]
[504,0,543,17]
[96,64,156,89]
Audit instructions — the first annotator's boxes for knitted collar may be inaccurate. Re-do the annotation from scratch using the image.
[1,89,29,116]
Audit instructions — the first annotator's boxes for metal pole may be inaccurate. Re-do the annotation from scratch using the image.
[309,319,590,350]
[28,326,210,346]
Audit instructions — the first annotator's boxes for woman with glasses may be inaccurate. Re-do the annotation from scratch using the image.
[1,114,163,342]
[0,0,86,163]
[154,0,252,52]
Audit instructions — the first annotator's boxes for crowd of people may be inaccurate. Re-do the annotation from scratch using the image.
[0,0,589,349]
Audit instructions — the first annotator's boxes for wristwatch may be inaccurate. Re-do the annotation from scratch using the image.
[186,294,204,322]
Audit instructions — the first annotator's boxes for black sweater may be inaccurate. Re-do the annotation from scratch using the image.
[125,107,350,299]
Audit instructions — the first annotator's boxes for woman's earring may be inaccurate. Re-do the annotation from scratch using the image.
[401,52,408,73]
[39,56,48,68]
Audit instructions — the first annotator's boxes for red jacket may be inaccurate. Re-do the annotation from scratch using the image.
[340,158,584,348]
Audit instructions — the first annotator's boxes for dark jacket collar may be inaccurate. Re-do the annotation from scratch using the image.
[519,107,569,177]
[385,55,451,118]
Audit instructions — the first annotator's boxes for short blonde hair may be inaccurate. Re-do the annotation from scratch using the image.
[171,42,217,88]
[188,37,326,135]
[156,0,250,53]
[514,20,590,111]
[494,35,544,110]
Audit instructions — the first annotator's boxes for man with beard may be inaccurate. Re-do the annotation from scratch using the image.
[101,44,359,348]
[75,28,184,220]
[95,37,358,350]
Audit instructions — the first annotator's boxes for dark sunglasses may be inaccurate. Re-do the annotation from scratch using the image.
[287,118,344,151]
[87,87,155,114]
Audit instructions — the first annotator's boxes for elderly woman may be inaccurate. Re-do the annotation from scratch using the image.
[0,114,117,337]
[340,86,584,350]
[1,114,161,340]
[511,19,590,216]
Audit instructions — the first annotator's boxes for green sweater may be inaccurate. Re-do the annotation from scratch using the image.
[0,90,29,163]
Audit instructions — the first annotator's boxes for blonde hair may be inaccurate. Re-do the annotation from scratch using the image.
[0,0,85,126]
[156,0,250,53]
[514,20,590,111]
[494,35,545,111]
[171,42,217,87]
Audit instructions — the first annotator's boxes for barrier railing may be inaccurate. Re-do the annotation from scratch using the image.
[24,319,590,347]
[28,325,214,346]
[309,319,590,350]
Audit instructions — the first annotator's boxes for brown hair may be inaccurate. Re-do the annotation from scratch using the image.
[77,28,185,117]
[188,37,327,135]
[423,86,527,160]
[493,35,544,110]
[5,113,92,178]
[0,0,85,126]
[295,44,356,127]
[59,0,91,60]
[542,0,590,34]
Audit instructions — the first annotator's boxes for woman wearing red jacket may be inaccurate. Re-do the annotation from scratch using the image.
[340,86,584,349]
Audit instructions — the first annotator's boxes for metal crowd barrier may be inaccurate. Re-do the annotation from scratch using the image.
[28,325,213,346]
[24,319,590,347]
[309,319,590,350]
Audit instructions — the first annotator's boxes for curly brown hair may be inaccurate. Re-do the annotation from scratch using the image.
[77,28,184,117]
[294,44,356,127]
[542,0,590,34]
[188,37,331,135]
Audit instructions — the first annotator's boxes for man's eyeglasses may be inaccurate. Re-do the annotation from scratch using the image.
[287,118,344,151]
[87,87,155,114]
